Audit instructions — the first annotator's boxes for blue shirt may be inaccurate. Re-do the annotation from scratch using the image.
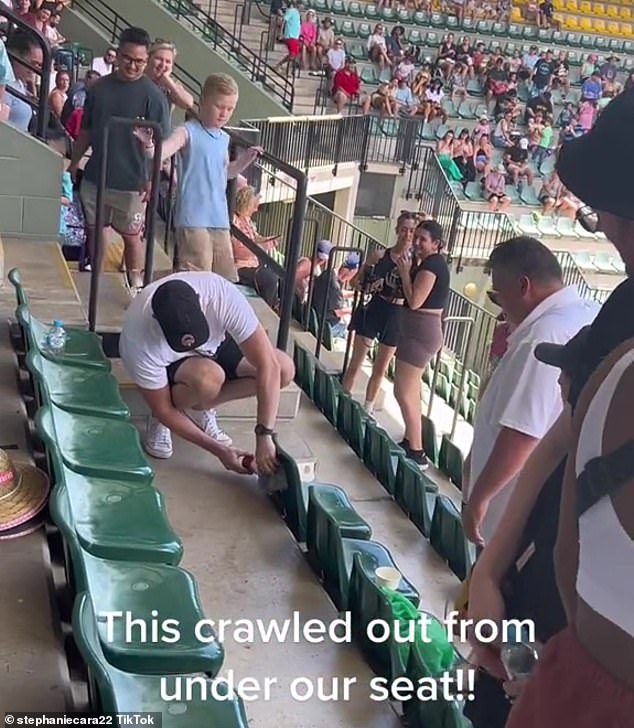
[6,79,32,132]
[0,39,15,86]
[284,8,301,39]
[175,120,230,229]
[395,87,416,106]
[581,78,602,101]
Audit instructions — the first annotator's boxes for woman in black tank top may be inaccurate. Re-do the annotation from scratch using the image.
[342,212,417,414]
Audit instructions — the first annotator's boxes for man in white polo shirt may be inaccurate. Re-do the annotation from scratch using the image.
[462,237,599,545]
[119,272,294,475]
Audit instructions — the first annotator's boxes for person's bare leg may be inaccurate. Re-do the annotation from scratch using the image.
[342,335,372,392]
[365,343,396,405]
[394,358,424,450]
[122,232,145,288]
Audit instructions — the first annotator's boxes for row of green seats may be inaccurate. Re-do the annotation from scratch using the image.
[8,269,249,726]
[288,344,471,725]
[293,343,474,580]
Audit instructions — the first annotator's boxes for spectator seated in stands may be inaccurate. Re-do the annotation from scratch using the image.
[423,78,447,124]
[146,39,195,113]
[295,239,333,304]
[492,109,515,148]
[580,53,598,84]
[316,17,335,69]
[393,78,418,116]
[524,89,553,124]
[473,112,491,142]
[5,29,43,134]
[599,55,621,95]
[386,25,407,64]
[437,32,457,75]
[484,163,511,211]
[324,36,345,80]
[581,70,603,104]
[552,49,570,98]
[493,87,520,122]
[61,69,100,139]
[312,253,360,340]
[538,171,578,218]
[362,78,396,117]
[474,132,493,176]
[486,56,509,105]
[448,61,468,103]
[520,44,539,81]
[411,62,432,98]
[394,51,415,83]
[532,115,554,171]
[437,129,465,182]
[332,56,360,112]
[232,185,280,310]
[21,1,53,33]
[300,9,319,71]
[45,10,65,48]
[367,23,390,70]
[455,36,474,78]
[48,69,69,120]
[577,98,596,132]
[504,136,534,191]
[92,46,116,77]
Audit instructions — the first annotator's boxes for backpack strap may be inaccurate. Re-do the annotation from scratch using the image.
[576,440,634,517]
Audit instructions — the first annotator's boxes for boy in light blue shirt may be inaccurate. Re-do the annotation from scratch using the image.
[0,37,15,120]
[135,73,261,282]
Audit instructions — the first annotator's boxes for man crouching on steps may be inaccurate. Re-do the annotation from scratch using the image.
[119,271,295,474]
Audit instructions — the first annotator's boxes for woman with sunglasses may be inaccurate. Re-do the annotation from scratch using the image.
[393,219,449,469]
[146,39,195,112]
[342,212,417,414]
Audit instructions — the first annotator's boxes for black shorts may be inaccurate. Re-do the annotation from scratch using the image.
[488,193,506,201]
[166,336,243,385]
[349,296,403,348]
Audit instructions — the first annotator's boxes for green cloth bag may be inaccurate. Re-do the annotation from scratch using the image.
[437,153,464,182]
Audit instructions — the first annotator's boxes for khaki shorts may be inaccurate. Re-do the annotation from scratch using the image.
[175,227,238,282]
[80,180,146,236]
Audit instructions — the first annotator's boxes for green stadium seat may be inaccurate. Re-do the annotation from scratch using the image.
[313,368,340,426]
[348,43,366,59]
[403,618,466,728]
[466,78,485,96]
[566,32,582,47]
[413,10,429,26]
[520,185,541,206]
[349,551,420,680]
[594,36,609,54]
[446,15,459,30]
[313,0,327,10]
[476,20,493,34]
[461,17,475,32]
[26,350,129,420]
[429,495,475,581]
[522,25,538,40]
[348,399,368,458]
[36,404,152,483]
[336,390,353,442]
[306,485,372,607]
[449,181,466,201]
[430,12,446,28]
[421,414,439,466]
[357,21,371,39]
[551,30,564,45]
[517,213,540,236]
[622,41,634,56]
[380,6,396,21]
[53,465,183,565]
[268,438,312,541]
[17,305,110,371]
[435,372,451,401]
[397,7,411,22]
[537,216,562,238]
[365,3,379,20]
[467,369,480,387]
[438,435,464,491]
[52,490,224,676]
[7,267,29,307]
[406,28,423,45]
[73,593,248,725]
[464,182,483,204]
[341,20,357,37]
[363,421,405,494]
[508,23,523,38]
[360,65,378,84]
[330,0,346,14]
[348,0,363,16]
[492,20,508,35]
[394,458,438,538]
[425,31,441,47]
[505,184,520,203]
[537,28,553,43]
[556,216,580,238]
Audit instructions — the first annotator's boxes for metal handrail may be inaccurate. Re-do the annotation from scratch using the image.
[88,117,163,332]
[162,0,295,111]
[1,6,52,140]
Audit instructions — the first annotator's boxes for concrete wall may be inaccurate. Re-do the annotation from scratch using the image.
[0,122,63,239]
[65,0,289,120]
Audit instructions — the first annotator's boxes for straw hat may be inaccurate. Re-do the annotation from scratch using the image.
[0,450,50,534]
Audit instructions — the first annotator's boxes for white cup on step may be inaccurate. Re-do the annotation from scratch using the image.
[375,566,402,590]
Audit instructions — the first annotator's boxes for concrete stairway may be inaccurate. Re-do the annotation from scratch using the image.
[197,0,323,114]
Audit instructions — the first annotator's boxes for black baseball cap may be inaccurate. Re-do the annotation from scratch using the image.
[534,325,590,374]
[151,280,210,352]
[556,89,634,220]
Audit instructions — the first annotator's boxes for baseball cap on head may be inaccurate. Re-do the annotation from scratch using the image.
[151,280,210,353]
[342,252,361,269]
[557,89,634,220]
[317,240,333,259]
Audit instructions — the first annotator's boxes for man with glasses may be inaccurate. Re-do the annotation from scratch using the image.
[69,27,170,294]
[324,37,345,79]
[462,236,598,547]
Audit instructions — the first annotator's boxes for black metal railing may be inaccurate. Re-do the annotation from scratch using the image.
[1,6,52,140]
[243,114,369,173]
[159,0,295,111]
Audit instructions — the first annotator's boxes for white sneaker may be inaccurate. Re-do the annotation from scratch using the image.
[144,418,173,459]
[187,409,233,446]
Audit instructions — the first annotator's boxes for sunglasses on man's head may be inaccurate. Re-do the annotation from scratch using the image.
[576,205,599,234]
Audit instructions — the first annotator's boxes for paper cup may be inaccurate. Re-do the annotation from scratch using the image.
[375,566,401,590]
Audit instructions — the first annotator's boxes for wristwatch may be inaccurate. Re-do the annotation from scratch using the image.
[254,424,276,438]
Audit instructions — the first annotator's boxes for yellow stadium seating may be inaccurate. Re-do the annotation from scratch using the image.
[622,22,634,37]
[607,5,619,19]
[607,20,620,34]
[566,0,578,12]
[619,6,632,21]
[593,18,607,32]
[579,16,593,30]
[592,3,606,17]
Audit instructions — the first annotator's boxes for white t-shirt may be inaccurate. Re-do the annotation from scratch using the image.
[466,286,599,542]
[92,57,113,77]
[119,272,259,390]
[326,48,346,71]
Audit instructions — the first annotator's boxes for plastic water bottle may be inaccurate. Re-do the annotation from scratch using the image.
[500,625,541,681]
[45,320,67,354]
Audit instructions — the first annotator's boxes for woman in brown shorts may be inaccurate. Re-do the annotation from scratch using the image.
[393,219,450,469]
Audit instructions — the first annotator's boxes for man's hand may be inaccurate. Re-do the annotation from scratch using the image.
[255,435,278,475]
[218,446,253,474]
[462,497,488,546]
[133,126,154,147]
[140,181,152,203]
[244,145,264,165]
